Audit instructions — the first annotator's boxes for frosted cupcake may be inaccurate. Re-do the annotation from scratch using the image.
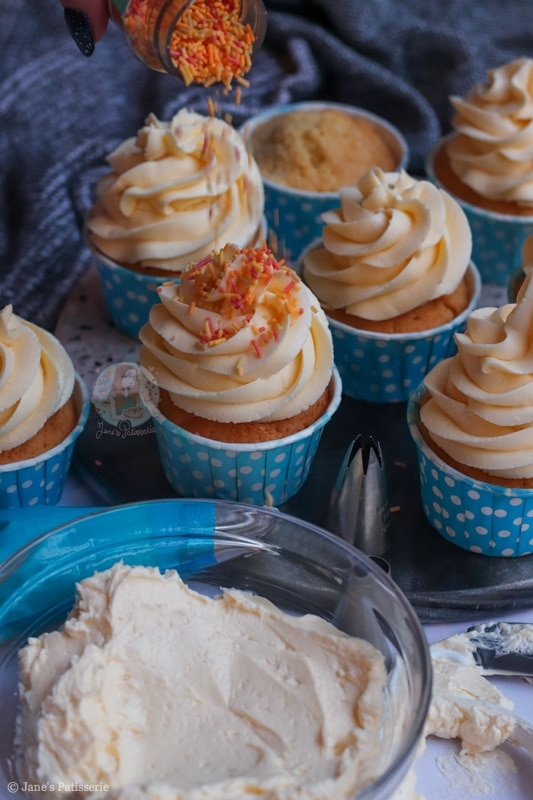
[0,306,89,508]
[85,109,265,338]
[139,243,341,506]
[301,168,481,402]
[428,57,533,285]
[408,270,533,557]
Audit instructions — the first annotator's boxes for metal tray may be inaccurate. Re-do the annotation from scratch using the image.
[59,268,533,623]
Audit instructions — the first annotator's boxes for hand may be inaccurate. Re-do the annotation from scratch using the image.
[61,0,110,56]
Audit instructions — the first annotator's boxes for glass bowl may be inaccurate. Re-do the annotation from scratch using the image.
[0,499,431,800]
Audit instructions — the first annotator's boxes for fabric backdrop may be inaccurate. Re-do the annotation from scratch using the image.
[1,0,532,330]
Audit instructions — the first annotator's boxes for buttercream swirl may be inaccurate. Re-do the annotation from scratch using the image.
[139,245,333,423]
[0,306,75,453]
[86,109,264,272]
[447,57,533,205]
[421,270,533,479]
[302,168,471,320]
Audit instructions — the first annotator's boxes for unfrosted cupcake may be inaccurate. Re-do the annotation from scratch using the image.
[428,57,533,285]
[408,270,533,556]
[240,101,408,264]
[0,305,89,508]
[85,109,265,338]
[301,168,481,402]
[139,243,341,506]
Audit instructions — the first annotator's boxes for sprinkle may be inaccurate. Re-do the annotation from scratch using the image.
[390,506,401,513]
[168,0,255,91]
[180,244,302,358]
[207,95,217,117]
[283,279,296,294]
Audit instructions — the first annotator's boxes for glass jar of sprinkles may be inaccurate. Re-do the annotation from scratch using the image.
[108,0,267,88]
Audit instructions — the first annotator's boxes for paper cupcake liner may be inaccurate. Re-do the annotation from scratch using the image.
[0,375,90,509]
[140,368,342,507]
[240,102,408,266]
[324,262,481,403]
[94,253,176,340]
[460,203,533,286]
[426,142,533,286]
[407,385,533,558]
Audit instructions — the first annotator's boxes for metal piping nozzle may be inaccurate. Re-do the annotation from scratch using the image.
[326,434,390,558]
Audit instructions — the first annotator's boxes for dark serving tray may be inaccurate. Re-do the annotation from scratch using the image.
[58,267,533,623]
[73,394,533,623]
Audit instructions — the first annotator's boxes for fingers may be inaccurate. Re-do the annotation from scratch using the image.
[61,0,109,47]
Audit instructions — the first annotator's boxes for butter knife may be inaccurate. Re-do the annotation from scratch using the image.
[431,621,533,678]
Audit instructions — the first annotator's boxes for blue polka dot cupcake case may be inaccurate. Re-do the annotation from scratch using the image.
[459,202,533,287]
[329,262,481,404]
[140,368,342,508]
[407,385,533,558]
[0,375,90,509]
[94,253,175,341]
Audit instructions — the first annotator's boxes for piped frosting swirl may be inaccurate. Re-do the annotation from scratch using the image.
[0,306,75,454]
[447,57,533,206]
[86,109,264,272]
[302,168,471,320]
[140,245,333,423]
[421,266,533,480]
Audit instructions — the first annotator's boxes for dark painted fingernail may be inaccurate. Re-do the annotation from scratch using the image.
[64,7,95,57]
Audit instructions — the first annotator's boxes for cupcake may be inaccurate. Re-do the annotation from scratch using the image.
[408,269,533,557]
[240,101,408,265]
[0,305,89,508]
[139,243,341,506]
[85,109,265,339]
[301,168,481,403]
[428,57,533,285]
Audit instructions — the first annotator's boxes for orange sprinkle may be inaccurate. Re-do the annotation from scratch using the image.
[168,0,255,90]
[181,244,302,357]
[207,95,217,117]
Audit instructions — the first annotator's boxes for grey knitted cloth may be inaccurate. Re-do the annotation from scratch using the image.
[1,0,532,330]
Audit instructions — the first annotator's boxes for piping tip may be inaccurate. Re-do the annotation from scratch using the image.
[326,434,390,557]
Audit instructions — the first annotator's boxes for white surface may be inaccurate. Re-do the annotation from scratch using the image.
[418,614,533,800]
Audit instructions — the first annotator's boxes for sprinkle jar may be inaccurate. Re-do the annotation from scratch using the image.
[108,0,267,86]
